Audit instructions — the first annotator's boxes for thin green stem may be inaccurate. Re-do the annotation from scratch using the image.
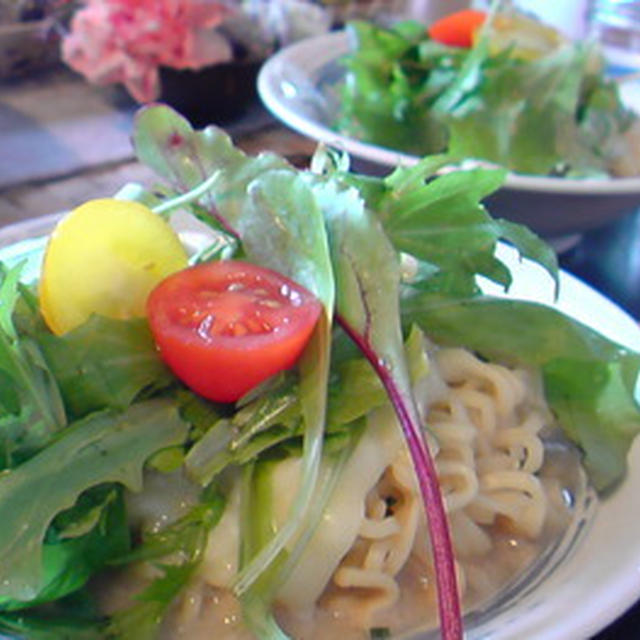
[151,172,219,217]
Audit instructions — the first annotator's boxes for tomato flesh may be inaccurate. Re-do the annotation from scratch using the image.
[147,260,323,403]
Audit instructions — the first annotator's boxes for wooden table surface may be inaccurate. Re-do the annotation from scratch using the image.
[0,119,316,227]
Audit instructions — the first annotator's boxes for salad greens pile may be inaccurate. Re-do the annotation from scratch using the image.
[1,104,640,640]
[335,15,636,177]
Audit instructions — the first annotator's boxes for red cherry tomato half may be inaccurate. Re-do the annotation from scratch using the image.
[147,260,323,403]
[428,9,487,48]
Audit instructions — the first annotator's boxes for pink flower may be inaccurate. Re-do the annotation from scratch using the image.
[62,0,235,102]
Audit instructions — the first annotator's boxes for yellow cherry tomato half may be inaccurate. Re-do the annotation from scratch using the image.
[39,198,188,335]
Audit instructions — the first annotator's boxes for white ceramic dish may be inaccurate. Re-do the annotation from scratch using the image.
[258,31,640,239]
[2,216,640,639]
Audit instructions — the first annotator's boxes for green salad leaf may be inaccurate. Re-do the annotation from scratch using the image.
[326,152,558,297]
[379,160,558,293]
[402,294,640,491]
[337,18,634,176]
[308,151,470,635]
[0,399,188,603]
[35,316,174,420]
[0,263,66,468]
[0,486,130,612]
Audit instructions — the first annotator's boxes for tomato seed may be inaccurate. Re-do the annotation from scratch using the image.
[258,298,282,309]
[233,323,248,337]
[246,318,264,333]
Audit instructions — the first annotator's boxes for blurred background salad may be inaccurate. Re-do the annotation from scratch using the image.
[2,0,639,127]
[332,0,640,178]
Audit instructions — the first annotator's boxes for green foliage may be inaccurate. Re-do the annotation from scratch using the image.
[35,315,174,420]
[0,400,188,604]
[0,263,66,468]
[337,19,633,176]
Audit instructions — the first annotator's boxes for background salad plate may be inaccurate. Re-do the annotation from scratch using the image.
[2,216,640,639]
[257,31,640,240]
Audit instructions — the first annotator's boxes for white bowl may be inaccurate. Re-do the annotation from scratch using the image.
[2,214,640,639]
[257,31,640,239]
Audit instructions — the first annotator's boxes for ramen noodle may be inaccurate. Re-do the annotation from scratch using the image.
[105,343,575,639]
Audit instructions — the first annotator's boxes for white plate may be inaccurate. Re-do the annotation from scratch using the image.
[2,216,640,639]
[258,31,640,238]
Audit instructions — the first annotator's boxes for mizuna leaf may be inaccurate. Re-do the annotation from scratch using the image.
[0,399,188,602]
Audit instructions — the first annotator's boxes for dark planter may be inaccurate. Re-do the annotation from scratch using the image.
[158,59,262,128]
[0,19,61,79]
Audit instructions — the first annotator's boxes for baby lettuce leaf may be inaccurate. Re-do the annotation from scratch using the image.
[544,358,640,493]
[0,263,66,468]
[35,316,174,420]
[0,399,188,603]
[383,163,558,291]
[132,105,335,313]
[402,294,640,491]
[133,107,335,301]
[132,105,289,229]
